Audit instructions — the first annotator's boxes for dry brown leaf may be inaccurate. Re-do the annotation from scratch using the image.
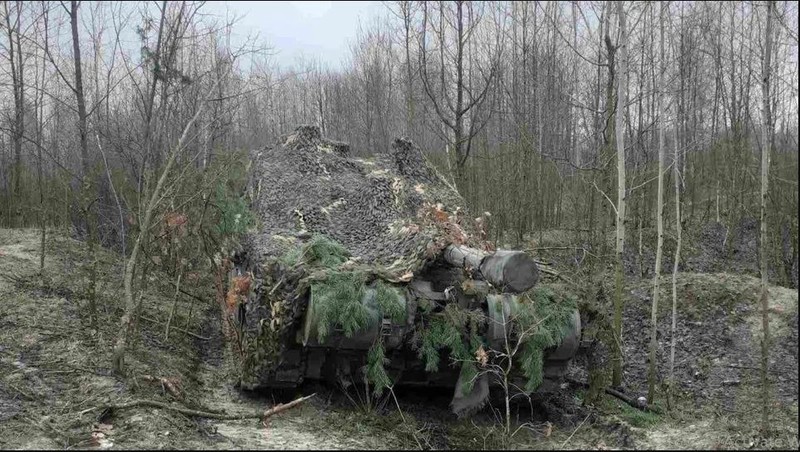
[232,275,252,295]
[424,242,441,259]
[430,204,449,222]
[162,377,184,400]
[475,346,488,368]
[446,223,467,245]
[165,212,188,228]
[225,290,239,312]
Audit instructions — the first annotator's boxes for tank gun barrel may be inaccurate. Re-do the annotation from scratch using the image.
[443,244,539,293]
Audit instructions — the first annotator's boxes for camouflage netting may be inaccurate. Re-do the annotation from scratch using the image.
[227,126,491,388]
[222,126,580,416]
[243,125,484,278]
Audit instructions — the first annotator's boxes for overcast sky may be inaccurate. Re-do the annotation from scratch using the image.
[204,1,386,69]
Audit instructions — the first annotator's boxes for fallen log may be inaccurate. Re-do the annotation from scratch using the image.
[566,378,662,414]
[262,393,317,419]
[78,393,316,421]
[444,245,539,293]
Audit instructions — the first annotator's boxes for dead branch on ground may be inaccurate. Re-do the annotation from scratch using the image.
[78,393,316,422]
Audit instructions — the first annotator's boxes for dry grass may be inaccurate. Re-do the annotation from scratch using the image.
[0,228,213,448]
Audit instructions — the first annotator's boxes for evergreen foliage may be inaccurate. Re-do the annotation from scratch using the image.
[281,234,350,268]
[311,270,374,342]
[419,314,470,372]
[277,234,407,391]
[416,284,577,394]
[417,304,484,392]
[213,182,254,237]
[516,286,579,392]
[374,280,407,323]
[366,342,392,396]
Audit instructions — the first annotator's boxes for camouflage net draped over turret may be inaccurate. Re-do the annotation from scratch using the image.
[244,125,483,277]
[225,127,580,414]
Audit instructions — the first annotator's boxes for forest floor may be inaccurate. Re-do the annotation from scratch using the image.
[0,227,797,450]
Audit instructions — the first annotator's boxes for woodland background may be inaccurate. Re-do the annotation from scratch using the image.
[0,0,797,438]
[0,1,796,265]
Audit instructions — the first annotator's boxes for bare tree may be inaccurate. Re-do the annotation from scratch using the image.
[34,2,48,271]
[418,0,500,187]
[758,0,775,435]
[388,1,417,136]
[647,1,667,404]
[112,94,210,373]
[611,0,628,389]
[668,112,681,410]
[2,1,25,223]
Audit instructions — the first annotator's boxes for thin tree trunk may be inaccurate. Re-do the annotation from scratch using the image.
[453,0,465,185]
[137,0,168,221]
[96,132,125,257]
[71,0,89,180]
[612,0,628,389]
[69,0,99,330]
[37,4,48,272]
[164,272,183,341]
[758,0,774,435]
[638,215,643,278]
[668,116,681,410]
[601,2,615,276]
[647,1,666,404]
[3,1,24,225]
[402,1,414,136]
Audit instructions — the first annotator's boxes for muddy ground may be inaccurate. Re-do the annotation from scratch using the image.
[0,228,797,450]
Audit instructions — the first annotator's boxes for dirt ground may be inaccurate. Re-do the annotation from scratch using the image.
[1,228,797,450]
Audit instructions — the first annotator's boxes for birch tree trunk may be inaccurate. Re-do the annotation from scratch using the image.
[612,0,628,389]
[647,1,667,404]
[36,4,48,272]
[758,0,774,434]
[668,115,682,410]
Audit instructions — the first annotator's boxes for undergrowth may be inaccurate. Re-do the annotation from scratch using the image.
[0,228,213,448]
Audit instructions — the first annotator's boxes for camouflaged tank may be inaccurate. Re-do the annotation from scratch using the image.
[222,126,581,417]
